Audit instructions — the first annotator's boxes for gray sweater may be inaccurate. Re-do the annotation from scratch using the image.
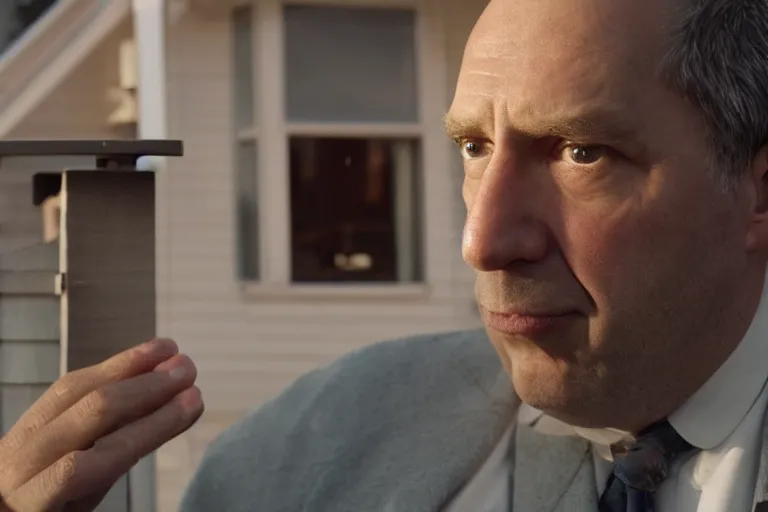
[179,330,518,512]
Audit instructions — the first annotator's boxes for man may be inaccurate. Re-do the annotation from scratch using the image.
[0,0,767,510]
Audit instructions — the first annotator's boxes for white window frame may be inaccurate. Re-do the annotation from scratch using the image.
[236,0,450,298]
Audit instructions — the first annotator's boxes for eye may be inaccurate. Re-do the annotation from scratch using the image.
[456,139,490,160]
[564,145,607,165]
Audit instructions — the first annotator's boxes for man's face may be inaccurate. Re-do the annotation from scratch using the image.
[448,0,759,429]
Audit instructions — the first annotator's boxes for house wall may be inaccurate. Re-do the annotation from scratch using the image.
[157,1,488,510]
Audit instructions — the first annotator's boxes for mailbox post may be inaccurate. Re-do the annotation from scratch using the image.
[0,139,183,512]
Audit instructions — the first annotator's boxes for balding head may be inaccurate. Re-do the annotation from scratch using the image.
[449,0,768,431]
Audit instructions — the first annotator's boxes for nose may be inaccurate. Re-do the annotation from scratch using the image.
[462,156,550,271]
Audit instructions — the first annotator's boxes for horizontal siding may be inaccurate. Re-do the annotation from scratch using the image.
[0,384,47,433]
[0,341,59,384]
[0,235,60,437]
[0,153,61,451]
[0,296,59,341]
[0,238,58,271]
[0,271,57,294]
[0,158,70,270]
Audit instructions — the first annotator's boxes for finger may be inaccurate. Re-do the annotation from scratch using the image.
[6,387,203,512]
[6,339,178,443]
[1,354,196,492]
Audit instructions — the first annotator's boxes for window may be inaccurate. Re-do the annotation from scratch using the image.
[233,1,434,287]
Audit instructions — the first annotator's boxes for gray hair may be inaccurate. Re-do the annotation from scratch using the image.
[660,0,768,189]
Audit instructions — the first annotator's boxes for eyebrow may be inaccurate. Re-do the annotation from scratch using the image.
[442,113,486,140]
[442,108,641,147]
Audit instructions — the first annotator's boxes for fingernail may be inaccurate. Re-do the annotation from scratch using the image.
[178,387,203,411]
[155,338,178,352]
[169,365,187,380]
[139,338,177,354]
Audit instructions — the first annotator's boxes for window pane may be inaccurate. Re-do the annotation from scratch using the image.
[289,137,422,283]
[284,6,418,123]
[232,6,255,130]
[236,140,259,280]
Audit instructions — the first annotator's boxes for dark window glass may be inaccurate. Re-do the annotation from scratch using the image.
[289,137,422,283]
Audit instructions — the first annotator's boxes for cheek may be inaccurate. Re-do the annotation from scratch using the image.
[560,198,682,304]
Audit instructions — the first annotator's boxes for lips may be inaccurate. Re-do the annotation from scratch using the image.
[480,307,577,336]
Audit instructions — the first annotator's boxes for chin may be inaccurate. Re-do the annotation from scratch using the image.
[509,355,571,410]
[486,325,607,419]
[500,338,602,420]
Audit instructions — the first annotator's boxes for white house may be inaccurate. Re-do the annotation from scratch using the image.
[0,0,488,509]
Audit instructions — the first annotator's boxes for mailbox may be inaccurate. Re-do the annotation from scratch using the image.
[0,139,183,512]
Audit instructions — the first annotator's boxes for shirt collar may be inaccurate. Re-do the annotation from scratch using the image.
[519,281,768,451]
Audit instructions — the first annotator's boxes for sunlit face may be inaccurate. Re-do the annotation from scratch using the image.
[448,0,759,430]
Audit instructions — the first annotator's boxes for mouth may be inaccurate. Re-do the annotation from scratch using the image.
[480,307,578,336]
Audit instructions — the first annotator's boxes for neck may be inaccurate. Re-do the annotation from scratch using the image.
[626,275,765,433]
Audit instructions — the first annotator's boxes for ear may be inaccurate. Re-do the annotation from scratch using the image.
[745,145,768,252]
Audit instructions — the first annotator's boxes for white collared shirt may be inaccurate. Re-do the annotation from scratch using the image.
[446,291,768,511]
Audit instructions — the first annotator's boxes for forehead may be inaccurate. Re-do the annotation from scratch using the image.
[452,0,673,129]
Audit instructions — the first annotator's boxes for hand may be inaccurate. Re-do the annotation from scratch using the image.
[0,339,204,511]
